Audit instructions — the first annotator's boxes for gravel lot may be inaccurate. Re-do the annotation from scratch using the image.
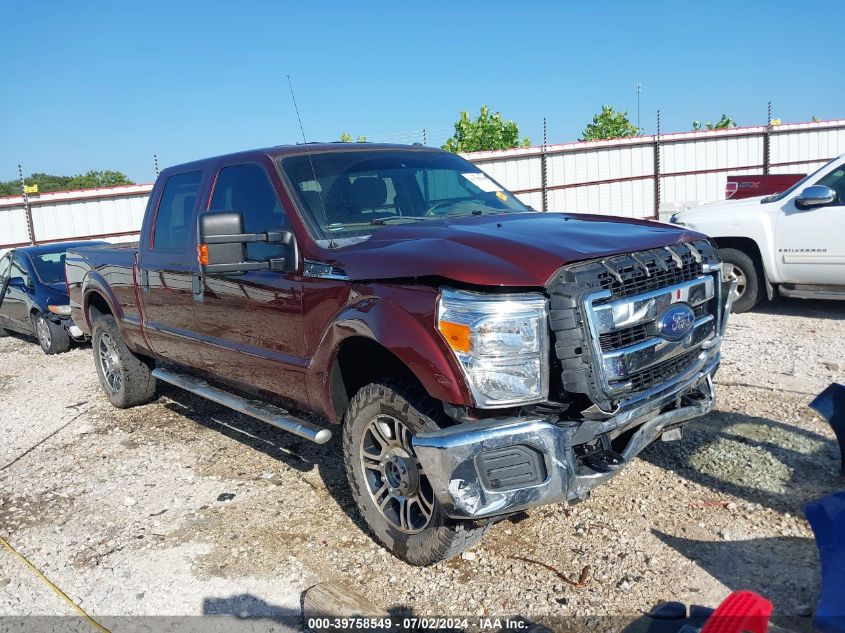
[1,298,843,631]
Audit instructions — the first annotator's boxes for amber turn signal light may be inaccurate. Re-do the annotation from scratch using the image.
[197,244,209,265]
[438,321,471,353]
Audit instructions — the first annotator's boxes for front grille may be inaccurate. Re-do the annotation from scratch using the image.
[547,240,721,410]
[599,324,649,352]
[596,247,705,299]
[628,349,700,391]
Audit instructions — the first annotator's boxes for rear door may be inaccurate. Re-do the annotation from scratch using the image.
[137,170,205,366]
[191,161,307,404]
[775,163,845,284]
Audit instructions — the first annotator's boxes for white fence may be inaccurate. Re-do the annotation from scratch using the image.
[2,117,844,254]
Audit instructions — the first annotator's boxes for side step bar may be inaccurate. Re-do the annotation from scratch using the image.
[151,367,332,445]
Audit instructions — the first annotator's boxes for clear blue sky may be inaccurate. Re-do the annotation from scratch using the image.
[2,0,842,184]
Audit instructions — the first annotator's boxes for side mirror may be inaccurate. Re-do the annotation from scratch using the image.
[197,211,298,274]
[7,276,25,288]
[795,185,836,209]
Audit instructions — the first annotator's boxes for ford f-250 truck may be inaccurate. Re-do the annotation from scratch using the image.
[66,144,732,565]
[672,153,845,312]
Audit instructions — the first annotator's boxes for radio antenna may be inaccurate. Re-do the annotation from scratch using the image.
[287,74,334,248]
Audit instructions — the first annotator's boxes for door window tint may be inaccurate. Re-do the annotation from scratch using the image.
[209,164,286,260]
[0,254,10,281]
[816,167,845,205]
[153,171,202,251]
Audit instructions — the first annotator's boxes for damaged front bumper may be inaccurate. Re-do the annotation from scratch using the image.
[413,355,719,520]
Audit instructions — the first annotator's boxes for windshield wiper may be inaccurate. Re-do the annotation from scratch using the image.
[369,216,429,225]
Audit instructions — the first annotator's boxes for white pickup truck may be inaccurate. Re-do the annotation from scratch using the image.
[670,154,845,312]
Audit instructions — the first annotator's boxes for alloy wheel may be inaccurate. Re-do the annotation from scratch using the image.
[723,263,747,300]
[359,414,435,534]
[36,316,51,349]
[98,333,122,394]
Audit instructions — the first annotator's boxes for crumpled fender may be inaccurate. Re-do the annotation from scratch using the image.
[307,286,471,421]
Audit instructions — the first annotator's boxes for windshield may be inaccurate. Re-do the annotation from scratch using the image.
[279,149,530,241]
[30,252,66,285]
[761,160,831,203]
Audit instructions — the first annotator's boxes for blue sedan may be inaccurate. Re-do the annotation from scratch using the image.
[0,241,105,354]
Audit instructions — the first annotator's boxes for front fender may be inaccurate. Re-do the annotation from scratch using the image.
[308,285,471,421]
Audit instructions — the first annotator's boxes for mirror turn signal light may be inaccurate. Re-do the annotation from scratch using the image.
[197,244,209,266]
[438,321,471,353]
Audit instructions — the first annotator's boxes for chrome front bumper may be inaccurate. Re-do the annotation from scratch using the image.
[413,355,719,520]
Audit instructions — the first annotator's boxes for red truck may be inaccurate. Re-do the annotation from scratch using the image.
[66,144,732,564]
[725,173,804,200]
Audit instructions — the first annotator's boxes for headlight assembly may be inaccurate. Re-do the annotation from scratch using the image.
[437,288,548,408]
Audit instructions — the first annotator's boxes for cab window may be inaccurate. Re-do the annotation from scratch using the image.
[152,171,202,251]
[209,164,286,260]
[816,167,845,205]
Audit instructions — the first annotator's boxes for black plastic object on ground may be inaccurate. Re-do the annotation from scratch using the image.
[806,492,845,633]
[809,383,845,475]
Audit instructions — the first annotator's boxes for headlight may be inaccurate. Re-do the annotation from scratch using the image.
[48,305,72,316]
[437,288,548,408]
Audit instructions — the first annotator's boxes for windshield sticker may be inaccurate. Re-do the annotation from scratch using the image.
[462,172,500,193]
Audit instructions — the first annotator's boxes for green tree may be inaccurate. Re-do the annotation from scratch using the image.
[442,105,530,153]
[339,132,367,142]
[66,170,133,189]
[0,170,133,197]
[692,114,737,131]
[580,106,639,141]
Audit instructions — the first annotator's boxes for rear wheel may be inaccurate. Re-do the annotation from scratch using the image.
[719,247,761,313]
[92,314,156,408]
[32,312,71,355]
[343,382,488,566]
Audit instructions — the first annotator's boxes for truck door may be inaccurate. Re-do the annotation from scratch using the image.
[191,162,307,406]
[137,170,204,366]
[775,164,845,285]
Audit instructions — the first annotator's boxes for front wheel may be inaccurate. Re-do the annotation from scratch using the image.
[91,314,156,408]
[719,247,761,313]
[32,312,71,355]
[343,382,488,566]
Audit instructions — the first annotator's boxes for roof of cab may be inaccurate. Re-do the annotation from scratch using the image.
[14,241,108,256]
[159,143,446,176]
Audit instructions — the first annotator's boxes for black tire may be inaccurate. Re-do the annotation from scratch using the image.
[32,312,72,355]
[719,247,761,313]
[91,314,156,408]
[343,381,488,566]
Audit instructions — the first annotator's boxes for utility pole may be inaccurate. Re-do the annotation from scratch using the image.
[18,164,35,245]
[636,83,642,133]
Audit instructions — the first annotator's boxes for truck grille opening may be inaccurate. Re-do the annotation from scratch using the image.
[548,240,721,411]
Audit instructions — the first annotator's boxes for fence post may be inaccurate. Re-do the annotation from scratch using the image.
[763,101,772,175]
[18,164,35,245]
[154,154,160,177]
[541,117,549,212]
[653,111,661,219]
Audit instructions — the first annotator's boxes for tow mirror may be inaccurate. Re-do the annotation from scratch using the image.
[197,211,298,275]
[796,185,836,209]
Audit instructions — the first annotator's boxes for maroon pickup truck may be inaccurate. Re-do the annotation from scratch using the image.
[66,144,731,564]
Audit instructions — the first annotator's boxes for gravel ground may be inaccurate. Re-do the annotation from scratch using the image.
[1,298,843,631]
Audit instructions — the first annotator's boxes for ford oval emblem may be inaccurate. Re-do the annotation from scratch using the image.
[658,304,696,342]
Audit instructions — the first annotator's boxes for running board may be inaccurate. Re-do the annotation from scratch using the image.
[151,367,332,444]
[779,284,845,301]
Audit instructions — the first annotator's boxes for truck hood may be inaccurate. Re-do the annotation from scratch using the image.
[672,196,768,226]
[329,212,706,287]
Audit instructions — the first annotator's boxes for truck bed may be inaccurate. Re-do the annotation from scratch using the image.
[65,241,140,337]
